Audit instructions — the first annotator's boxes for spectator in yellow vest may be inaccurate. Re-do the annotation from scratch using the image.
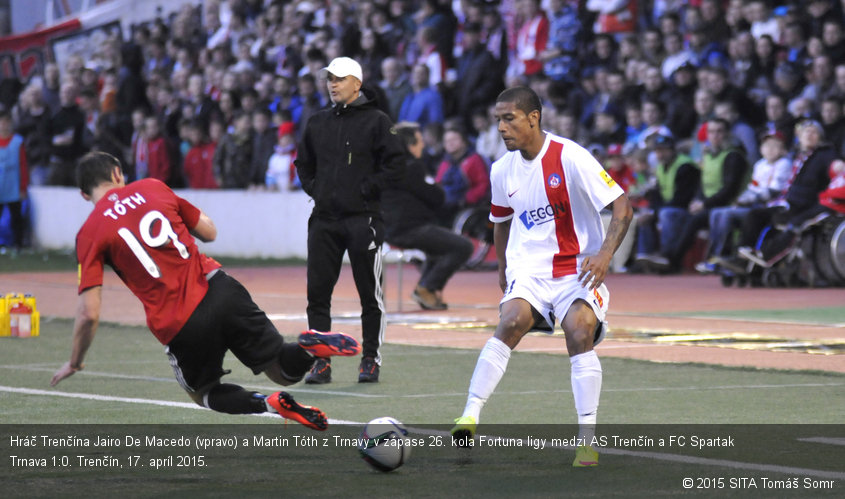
[658,118,749,272]
[633,134,699,272]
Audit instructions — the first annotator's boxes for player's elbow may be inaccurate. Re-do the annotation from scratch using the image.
[195,226,217,243]
[192,214,218,242]
[615,196,634,222]
[622,200,634,221]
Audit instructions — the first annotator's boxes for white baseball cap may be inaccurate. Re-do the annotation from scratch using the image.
[321,57,363,83]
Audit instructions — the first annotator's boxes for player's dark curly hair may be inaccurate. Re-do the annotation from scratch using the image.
[77,151,122,196]
[496,86,542,126]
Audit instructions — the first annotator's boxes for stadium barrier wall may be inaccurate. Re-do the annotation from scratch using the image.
[29,186,312,259]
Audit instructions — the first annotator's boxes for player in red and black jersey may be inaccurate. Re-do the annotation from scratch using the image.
[50,152,361,430]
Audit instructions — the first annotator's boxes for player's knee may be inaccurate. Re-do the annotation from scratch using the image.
[264,365,295,386]
[495,312,532,346]
[563,301,598,354]
[566,327,593,350]
[500,310,532,332]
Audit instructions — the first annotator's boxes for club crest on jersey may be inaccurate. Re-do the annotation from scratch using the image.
[108,193,119,202]
[547,173,562,189]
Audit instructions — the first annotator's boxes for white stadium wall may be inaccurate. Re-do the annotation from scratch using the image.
[29,187,312,259]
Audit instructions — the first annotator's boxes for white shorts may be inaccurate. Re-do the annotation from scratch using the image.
[501,273,609,344]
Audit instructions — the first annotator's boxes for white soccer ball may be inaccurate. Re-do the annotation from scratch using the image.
[358,417,411,472]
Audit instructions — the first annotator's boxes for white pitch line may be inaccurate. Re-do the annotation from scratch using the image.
[520,344,662,352]
[0,385,203,410]
[232,381,845,400]
[2,385,843,480]
[0,365,175,383]
[406,426,845,481]
[0,365,384,399]
[2,365,841,398]
[0,386,359,424]
[570,444,845,480]
[613,311,845,329]
[798,437,845,446]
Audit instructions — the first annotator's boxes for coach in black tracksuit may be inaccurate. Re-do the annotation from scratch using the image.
[296,57,406,384]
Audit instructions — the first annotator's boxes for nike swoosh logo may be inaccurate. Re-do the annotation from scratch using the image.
[508,189,519,197]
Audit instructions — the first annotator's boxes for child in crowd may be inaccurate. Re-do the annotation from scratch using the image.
[698,131,791,272]
[604,144,636,193]
[130,109,148,181]
[472,106,507,165]
[182,120,218,189]
[265,121,299,191]
[0,108,28,251]
[144,116,172,184]
[626,148,654,210]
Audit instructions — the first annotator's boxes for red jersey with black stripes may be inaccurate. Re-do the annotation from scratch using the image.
[76,179,221,344]
[489,133,624,278]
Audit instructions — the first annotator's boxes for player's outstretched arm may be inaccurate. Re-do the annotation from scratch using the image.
[51,286,102,386]
[578,194,633,290]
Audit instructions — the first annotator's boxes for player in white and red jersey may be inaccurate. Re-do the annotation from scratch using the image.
[51,152,362,430]
[452,87,633,467]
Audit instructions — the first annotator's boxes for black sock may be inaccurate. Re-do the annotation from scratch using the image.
[278,342,319,380]
[205,383,267,414]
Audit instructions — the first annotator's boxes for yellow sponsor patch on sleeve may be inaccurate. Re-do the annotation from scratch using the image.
[600,169,617,188]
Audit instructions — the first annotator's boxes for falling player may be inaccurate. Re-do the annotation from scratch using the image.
[451,87,633,466]
[51,152,361,430]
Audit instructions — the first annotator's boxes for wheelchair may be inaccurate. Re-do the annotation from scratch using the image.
[451,205,495,270]
[730,212,845,288]
[812,213,845,286]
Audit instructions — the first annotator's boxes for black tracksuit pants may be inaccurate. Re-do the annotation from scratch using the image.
[306,214,385,365]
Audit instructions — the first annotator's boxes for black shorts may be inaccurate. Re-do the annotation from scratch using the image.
[165,271,284,392]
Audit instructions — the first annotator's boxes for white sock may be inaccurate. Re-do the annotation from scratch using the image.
[462,337,511,422]
[571,350,602,446]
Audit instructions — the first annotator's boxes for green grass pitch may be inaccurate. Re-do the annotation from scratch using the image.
[1,319,843,497]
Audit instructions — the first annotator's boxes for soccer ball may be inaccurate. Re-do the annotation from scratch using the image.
[358,417,411,472]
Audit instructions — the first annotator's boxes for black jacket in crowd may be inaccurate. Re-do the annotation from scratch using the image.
[455,44,503,120]
[214,131,254,189]
[14,108,51,167]
[250,128,277,185]
[296,88,406,219]
[48,104,87,162]
[382,157,445,239]
[786,144,838,213]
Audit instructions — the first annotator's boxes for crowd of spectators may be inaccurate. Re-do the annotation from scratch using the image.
[3,0,845,269]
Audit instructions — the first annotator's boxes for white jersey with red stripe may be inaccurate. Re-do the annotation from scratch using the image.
[489,133,624,279]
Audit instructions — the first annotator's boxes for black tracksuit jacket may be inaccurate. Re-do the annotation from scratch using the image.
[295,91,406,219]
